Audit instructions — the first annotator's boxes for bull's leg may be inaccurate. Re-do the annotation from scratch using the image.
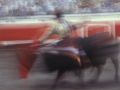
[111,57,119,81]
[92,65,104,83]
[50,69,66,89]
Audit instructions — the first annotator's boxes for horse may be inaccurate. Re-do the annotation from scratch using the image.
[18,36,93,88]
[18,32,120,88]
[74,32,120,82]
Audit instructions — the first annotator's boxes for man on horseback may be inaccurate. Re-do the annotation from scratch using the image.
[19,10,91,82]
[34,10,92,84]
[37,10,90,66]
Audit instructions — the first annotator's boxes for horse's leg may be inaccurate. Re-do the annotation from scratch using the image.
[74,69,84,84]
[50,69,66,89]
[111,57,119,81]
[74,69,86,89]
[92,65,104,83]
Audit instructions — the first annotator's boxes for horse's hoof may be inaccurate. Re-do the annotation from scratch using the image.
[81,83,86,87]
[74,85,85,89]
[48,85,56,89]
[74,86,82,89]
[47,84,57,89]
[115,75,119,82]
[89,79,98,83]
[58,80,70,85]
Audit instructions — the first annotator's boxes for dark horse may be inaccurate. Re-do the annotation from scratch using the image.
[41,32,120,88]
[74,32,120,82]
[19,32,119,89]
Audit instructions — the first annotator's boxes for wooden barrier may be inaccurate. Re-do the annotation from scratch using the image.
[115,21,120,37]
[0,21,120,42]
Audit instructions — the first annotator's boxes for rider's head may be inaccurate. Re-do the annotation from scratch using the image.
[54,10,63,19]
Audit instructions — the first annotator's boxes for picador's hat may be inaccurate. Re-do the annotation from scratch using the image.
[55,10,63,18]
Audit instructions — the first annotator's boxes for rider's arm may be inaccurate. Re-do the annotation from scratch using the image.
[38,24,56,43]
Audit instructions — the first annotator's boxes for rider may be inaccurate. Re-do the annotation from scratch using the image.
[38,10,90,43]
[37,10,90,65]
[38,10,73,44]
[19,10,91,80]
[36,10,91,83]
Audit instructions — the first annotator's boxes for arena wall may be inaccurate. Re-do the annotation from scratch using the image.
[0,13,120,45]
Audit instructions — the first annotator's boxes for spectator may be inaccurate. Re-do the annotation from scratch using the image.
[0,2,1,7]
[0,0,120,16]
[114,3,120,12]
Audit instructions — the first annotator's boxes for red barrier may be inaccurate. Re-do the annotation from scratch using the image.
[0,21,120,42]
[115,21,120,37]
[0,24,50,41]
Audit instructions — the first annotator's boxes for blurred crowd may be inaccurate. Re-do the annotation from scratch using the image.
[0,0,119,17]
